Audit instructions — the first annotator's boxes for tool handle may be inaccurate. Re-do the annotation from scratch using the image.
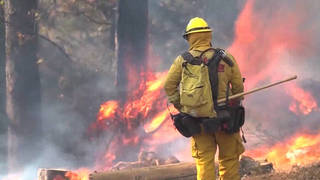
[217,75,298,104]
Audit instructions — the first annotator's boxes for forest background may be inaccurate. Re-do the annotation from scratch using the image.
[1,0,320,179]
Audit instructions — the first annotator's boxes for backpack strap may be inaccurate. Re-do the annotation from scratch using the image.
[213,48,234,67]
[207,49,221,109]
[207,48,234,109]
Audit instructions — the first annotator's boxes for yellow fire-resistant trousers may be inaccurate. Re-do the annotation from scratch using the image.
[191,131,245,180]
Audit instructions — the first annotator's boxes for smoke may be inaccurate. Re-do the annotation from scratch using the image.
[227,0,320,150]
[149,0,320,162]
[1,1,118,179]
[149,0,244,70]
[2,0,320,178]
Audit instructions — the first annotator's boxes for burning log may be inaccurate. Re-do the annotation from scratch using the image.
[38,169,68,180]
[38,168,90,180]
[89,162,197,180]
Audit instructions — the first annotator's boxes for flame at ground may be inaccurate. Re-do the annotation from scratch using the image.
[246,133,320,170]
[91,71,182,168]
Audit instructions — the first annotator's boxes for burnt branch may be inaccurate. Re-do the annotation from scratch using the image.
[78,11,111,26]
[39,34,73,62]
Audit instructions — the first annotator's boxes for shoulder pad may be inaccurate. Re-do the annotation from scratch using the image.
[216,49,234,67]
[181,51,202,65]
[181,51,194,63]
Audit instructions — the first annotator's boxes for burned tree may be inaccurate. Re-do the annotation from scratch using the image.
[0,1,7,175]
[116,0,148,95]
[93,0,149,165]
[5,0,42,171]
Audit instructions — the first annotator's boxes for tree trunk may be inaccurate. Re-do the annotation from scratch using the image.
[116,0,148,97]
[0,2,8,175]
[5,0,42,172]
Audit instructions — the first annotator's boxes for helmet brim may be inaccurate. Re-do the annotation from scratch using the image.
[182,28,212,40]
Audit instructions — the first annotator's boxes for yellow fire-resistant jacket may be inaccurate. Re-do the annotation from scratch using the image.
[164,32,244,118]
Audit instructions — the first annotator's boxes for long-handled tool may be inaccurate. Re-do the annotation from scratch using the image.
[217,75,298,104]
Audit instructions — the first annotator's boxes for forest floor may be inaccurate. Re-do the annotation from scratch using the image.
[244,162,320,180]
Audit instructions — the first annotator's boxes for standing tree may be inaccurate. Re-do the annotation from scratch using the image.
[116,0,148,96]
[0,0,7,175]
[4,0,42,171]
[98,0,149,164]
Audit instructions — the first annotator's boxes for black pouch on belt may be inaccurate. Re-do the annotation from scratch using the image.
[224,104,245,133]
[218,103,245,134]
[202,117,221,133]
[172,113,201,138]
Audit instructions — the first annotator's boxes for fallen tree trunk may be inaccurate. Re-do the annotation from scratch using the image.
[38,169,67,180]
[38,156,274,180]
[89,162,197,180]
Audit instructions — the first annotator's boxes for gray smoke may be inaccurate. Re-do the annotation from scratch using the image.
[149,0,320,155]
[2,0,320,179]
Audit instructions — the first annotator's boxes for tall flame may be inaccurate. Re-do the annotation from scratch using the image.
[232,0,319,170]
[90,71,178,168]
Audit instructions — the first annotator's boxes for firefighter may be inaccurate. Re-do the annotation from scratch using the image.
[164,17,245,180]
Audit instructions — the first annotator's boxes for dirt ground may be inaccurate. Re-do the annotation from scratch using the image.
[243,162,320,180]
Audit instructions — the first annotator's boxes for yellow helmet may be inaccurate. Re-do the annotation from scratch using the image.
[183,17,212,39]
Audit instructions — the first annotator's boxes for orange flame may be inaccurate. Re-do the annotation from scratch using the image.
[97,100,119,121]
[90,0,319,171]
[228,0,319,170]
[144,110,168,133]
[91,71,174,168]
[246,133,320,170]
[65,168,90,180]
[287,85,317,115]
[146,76,164,92]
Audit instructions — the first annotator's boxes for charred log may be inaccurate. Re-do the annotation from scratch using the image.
[38,169,68,180]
